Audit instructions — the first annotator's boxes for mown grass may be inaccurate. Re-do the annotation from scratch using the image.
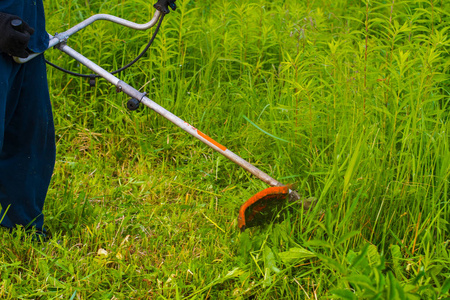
[1,0,449,299]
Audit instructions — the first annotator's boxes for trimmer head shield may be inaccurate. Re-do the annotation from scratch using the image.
[238,186,290,231]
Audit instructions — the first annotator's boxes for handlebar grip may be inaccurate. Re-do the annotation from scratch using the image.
[11,19,24,32]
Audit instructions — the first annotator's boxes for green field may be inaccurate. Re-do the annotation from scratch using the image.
[1,0,449,298]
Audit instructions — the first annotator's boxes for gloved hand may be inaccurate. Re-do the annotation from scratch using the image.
[154,0,176,14]
[0,12,35,58]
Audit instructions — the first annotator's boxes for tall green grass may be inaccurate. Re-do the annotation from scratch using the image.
[1,0,449,298]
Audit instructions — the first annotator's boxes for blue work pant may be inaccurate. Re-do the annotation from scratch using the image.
[0,53,55,232]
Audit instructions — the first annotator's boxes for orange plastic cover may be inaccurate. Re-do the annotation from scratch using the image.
[238,186,290,231]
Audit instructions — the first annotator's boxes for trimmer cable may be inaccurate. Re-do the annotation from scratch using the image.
[45,13,165,83]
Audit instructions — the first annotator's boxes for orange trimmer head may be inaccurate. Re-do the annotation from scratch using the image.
[238,186,291,231]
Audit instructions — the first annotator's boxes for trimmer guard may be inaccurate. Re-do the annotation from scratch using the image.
[238,186,290,231]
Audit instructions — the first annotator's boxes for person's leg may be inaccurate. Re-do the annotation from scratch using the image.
[0,53,55,232]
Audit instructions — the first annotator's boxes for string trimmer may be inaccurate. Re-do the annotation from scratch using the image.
[15,0,312,231]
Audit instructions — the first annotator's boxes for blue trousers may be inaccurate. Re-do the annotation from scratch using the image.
[0,53,55,232]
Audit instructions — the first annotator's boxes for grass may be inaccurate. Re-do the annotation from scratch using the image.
[1,0,449,298]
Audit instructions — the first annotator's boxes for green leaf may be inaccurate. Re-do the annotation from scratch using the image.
[264,245,281,274]
[325,207,334,237]
[344,134,365,193]
[331,289,357,300]
[390,245,405,280]
[317,253,346,273]
[278,247,316,264]
[350,244,370,269]
[306,239,334,249]
[242,115,291,143]
[69,291,77,300]
[239,231,252,260]
[339,189,363,230]
[387,271,406,300]
[441,277,450,295]
[336,230,360,246]
[346,250,358,265]
[345,274,376,291]
[412,266,425,285]
[263,267,273,288]
[367,244,381,267]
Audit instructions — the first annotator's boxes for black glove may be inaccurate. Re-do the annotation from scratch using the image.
[154,0,176,14]
[0,12,35,58]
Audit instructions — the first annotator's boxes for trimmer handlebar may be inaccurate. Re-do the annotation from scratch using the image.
[14,10,162,63]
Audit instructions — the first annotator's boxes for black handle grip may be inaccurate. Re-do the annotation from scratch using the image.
[11,19,24,32]
[154,0,176,14]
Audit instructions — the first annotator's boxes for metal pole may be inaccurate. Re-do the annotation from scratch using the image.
[58,43,285,188]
